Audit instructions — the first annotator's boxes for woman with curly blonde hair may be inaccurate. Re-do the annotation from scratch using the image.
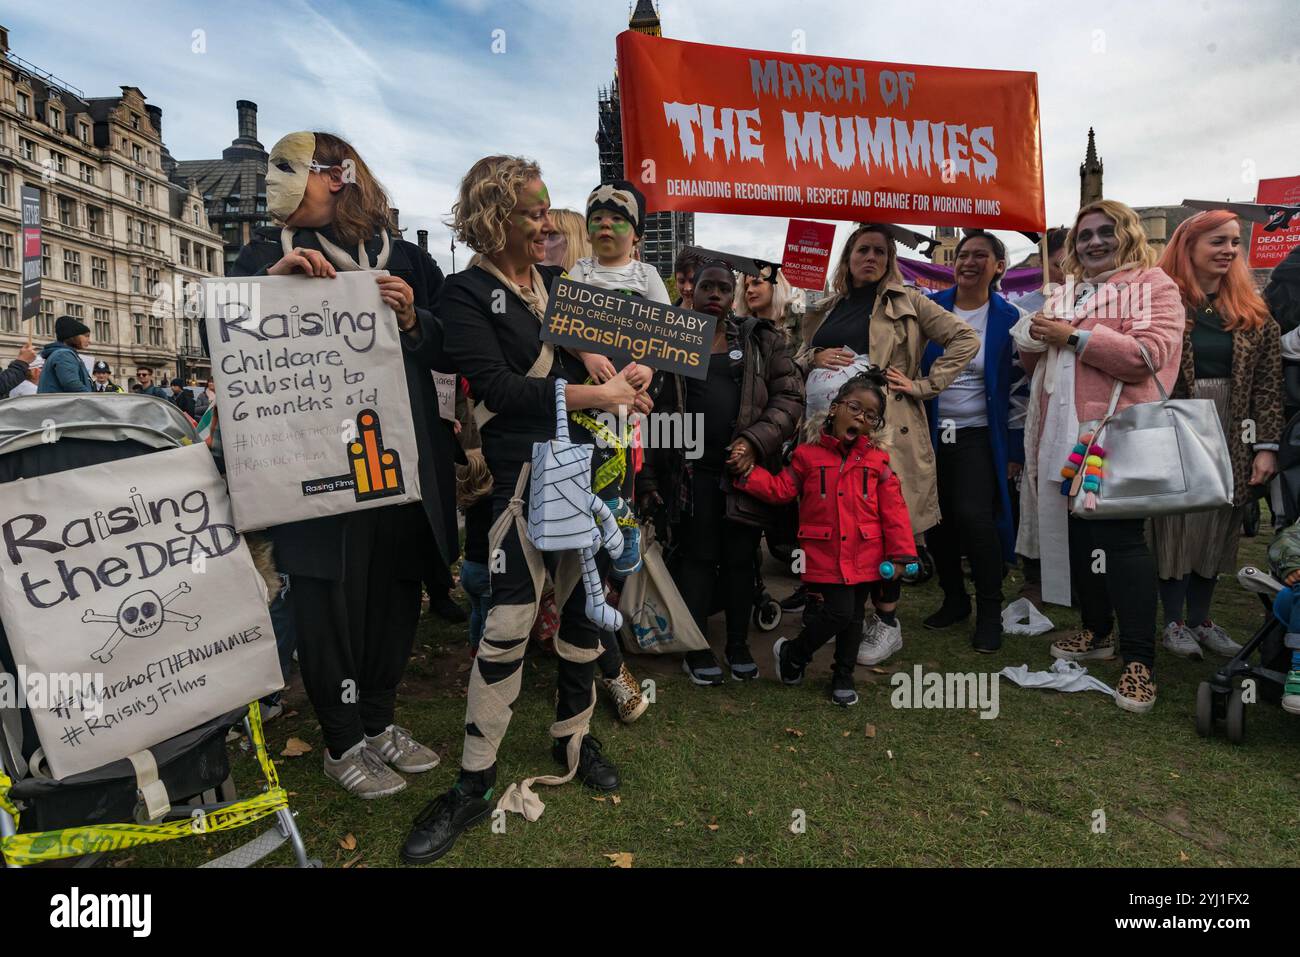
[542,208,591,272]
[403,156,652,864]
[1012,199,1185,713]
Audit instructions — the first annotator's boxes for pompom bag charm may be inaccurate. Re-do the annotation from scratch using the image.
[1068,345,1232,520]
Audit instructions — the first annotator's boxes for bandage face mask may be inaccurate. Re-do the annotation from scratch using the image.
[265,131,319,223]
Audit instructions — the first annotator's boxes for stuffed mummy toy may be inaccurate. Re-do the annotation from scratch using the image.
[527,380,625,631]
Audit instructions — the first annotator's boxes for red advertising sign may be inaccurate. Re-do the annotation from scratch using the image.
[781,219,837,290]
[616,31,1046,231]
[1249,175,1300,269]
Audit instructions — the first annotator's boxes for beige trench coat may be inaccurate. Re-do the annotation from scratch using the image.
[797,280,979,533]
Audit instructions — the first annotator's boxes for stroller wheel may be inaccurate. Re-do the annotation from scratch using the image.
[753,600,782,632]
[1225,687,1247,744]
[1194,681,1214,738]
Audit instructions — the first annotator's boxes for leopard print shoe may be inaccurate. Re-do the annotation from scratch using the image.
[1050,629,1116,661]
[1114,661,1157,714]
[601,663,649,724]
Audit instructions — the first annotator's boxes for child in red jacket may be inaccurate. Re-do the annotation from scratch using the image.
[735,371,916,706]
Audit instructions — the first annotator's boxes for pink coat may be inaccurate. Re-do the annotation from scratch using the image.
[1021,266,1184,425]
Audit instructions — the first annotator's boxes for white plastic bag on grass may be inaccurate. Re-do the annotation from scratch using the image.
[1001,597,1054,636]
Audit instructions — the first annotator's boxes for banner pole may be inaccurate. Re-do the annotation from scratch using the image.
[1039,235,1050,292]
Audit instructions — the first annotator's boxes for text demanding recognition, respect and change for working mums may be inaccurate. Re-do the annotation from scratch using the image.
[540,278,718,380]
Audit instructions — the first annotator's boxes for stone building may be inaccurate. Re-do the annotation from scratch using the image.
[174,101,273,276]
[0,25,223,386]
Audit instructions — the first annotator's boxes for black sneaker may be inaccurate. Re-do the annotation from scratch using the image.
[779,585,808,612]
[829,673,859,707]
[971,614,1003,654]
[682,649,725,686]
[552,734,620,791]
[430,591,468,624]
[400,785,493,864]
[772,637,805,686]
[923,596,971,630]
[724,644,760,681]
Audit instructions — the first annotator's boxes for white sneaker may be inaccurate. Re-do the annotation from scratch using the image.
[1189,621,1243,658]
[857,615,903,666]
[1161,621,1204,660]
[323,740,407,799]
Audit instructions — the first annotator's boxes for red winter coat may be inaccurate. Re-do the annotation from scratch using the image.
[736,432,914,586]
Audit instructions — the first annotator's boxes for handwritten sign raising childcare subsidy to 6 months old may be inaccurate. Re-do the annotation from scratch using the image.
[202,271,422,531]
[0,443,283,779]
[540,277,718,380]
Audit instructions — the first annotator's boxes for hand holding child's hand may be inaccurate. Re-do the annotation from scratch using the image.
[727,438,756,476]
[581,351,618,384]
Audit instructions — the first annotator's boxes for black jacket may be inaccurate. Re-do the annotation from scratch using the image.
[441,263,583,474]
[0,358,30,396]
[221,225,457,579]
[641,315,804,531]
[170,388,196,417]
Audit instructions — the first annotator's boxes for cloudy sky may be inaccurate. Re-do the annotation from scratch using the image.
[7,0,1297,269]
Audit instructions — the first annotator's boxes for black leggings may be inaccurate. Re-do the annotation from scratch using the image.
[926,427,1004,612]
[789,582,872,680]
[288,505,424,757]
[674,520,762,651]
[1067,515,1157,672]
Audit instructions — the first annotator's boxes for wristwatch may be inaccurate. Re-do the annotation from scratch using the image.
[1066,333,1080,349]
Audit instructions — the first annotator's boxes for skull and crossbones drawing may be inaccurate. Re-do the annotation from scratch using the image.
[81,582,201,664]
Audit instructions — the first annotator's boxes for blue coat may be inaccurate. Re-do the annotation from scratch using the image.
[36,341,92,394]
[920,288,1025,562]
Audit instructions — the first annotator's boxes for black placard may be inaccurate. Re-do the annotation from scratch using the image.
[539,277,717,380]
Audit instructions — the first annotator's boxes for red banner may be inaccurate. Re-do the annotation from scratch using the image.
[1249,175,1300,269]
[616,31,1045,231]
[781,219,837,289]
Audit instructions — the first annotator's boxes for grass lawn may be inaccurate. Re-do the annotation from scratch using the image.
[128,528,1299,869]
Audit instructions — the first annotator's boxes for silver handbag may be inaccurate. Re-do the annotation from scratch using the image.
[1069,346,1233,520]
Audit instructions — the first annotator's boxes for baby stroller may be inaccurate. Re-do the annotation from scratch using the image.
[0,393,315,867]
[1195,377,1300,744]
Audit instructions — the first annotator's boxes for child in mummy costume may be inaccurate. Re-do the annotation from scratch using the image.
[404,155,651,864]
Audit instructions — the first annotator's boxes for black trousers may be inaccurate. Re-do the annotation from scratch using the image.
[1067,515,1157,672]
[472,466,609,735]
[673,519,762,650]
[790,582,872,680]
[288,504,425,756]
[926,427,1003,614]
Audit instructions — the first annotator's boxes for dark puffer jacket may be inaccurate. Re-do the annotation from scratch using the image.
[640,314,803,530]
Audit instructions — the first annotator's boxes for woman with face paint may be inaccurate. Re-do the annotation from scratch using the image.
[224,131,456,799]
[1012,199,1184,713]
[796,224,979,668]
[1149,211,1281,660]
[919,231,1028,653]
[402,156,652,864]
[640,259,804,685]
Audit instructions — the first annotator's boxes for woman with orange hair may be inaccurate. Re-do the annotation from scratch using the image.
[1151,210,1283,660]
